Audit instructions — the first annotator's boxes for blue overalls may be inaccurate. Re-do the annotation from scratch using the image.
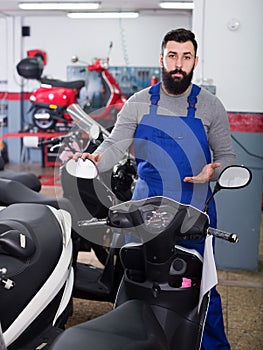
[132,82,230,350]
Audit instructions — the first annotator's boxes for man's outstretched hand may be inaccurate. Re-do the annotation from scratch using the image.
[183,162,221,183]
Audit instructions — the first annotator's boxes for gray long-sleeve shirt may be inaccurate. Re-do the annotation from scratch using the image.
[94,84,236,180]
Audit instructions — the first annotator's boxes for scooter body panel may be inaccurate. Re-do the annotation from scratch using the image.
[117,244,208,350]
[0,203,73,348]
[31,86,78,107]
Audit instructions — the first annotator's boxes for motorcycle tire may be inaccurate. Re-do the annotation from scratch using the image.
[32,107,56,130]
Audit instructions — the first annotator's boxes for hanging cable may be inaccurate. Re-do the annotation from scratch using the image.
[119,19,129,66]
[231,134,263,161]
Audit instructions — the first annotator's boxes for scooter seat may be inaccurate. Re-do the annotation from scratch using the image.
[40,77,85,90]
[0,169,41,192]
[0,178,76,222]
[51,300,169,350]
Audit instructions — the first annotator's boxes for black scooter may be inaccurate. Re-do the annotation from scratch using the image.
[49,161,252,350]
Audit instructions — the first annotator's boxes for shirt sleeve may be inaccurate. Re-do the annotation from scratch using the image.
[207,96,236,180]
[92,96,140,172]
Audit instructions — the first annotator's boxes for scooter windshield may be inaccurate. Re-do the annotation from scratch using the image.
[108,196,209,242]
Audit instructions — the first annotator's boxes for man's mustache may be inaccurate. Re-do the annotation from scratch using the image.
[169,69,186,77]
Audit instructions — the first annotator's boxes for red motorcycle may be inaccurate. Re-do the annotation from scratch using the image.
[16,45,126,131]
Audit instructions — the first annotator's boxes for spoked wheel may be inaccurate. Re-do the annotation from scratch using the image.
[32,107,57,130]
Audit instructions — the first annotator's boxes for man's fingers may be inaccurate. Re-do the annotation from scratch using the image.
[211,162,221,169]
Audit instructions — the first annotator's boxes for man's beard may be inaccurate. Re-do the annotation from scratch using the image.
[162,67,194,95]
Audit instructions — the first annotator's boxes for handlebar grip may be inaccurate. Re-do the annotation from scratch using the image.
[77,218,108,228]
[208,227,239,243]
[38,138,59,147]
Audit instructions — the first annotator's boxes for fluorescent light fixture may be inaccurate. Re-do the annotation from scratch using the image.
[67,12,139,19]
[19,2,100,10]
[159,2,194,10]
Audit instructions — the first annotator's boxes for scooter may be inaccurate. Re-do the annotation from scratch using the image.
[71,42,127,131]
[49,161,252,350]
[0,107,136,304]
[0,160,251,349]
[16,43,126,132]
[16,54,84,132]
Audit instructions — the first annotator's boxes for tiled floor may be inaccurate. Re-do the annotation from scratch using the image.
[2,162,263,350]
[217,238,263,350]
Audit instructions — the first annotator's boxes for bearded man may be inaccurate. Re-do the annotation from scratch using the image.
[73,28,236,350]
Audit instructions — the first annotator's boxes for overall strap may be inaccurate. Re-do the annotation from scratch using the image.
[187,84,201,118]
[149,82,161,114]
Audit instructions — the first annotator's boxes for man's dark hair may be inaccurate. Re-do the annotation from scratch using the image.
[161,28,198,56]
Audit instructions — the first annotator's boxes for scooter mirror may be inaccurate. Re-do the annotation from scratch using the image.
[71,56,79,63]
[217,165,252,190]
[65,158,98,179]
[89,124,101,141]
[204,165,252,213]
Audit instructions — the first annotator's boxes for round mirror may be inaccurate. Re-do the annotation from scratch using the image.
[65,158,98,179]
[71,56,79,63]
[89,124,101,140]
[218,165,252,189]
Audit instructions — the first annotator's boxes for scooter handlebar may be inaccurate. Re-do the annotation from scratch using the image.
[207,227,239,243]
[77,218,108,228]
[38,137,64,147]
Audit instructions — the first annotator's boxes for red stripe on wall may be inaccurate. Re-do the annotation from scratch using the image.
[1,92,32,100]
[1,92,262,133]
[228,112,263,133]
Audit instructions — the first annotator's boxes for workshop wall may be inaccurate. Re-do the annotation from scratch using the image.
[0,0,262,164]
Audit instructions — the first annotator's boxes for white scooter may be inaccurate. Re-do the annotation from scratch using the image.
[0,203,73,349]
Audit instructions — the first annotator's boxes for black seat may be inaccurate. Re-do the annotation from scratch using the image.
[40,77,85,90]
[0,169,41,192]
[50,300,169,350]
[0,178,76,223]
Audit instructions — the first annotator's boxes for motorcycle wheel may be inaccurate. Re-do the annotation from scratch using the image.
[32,107,56,130]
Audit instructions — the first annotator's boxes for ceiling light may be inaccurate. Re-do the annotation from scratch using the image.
[18,2,100,10]
[67,12,139,19]
[159,2,194,10]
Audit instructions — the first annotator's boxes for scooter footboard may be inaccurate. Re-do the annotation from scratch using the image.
[119,278,209,350]
[151,300,208,350]
[51,299,170,350]
[116,243,208,350]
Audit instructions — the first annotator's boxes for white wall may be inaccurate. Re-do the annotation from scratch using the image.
[1,0,262,113]
[9,13,191,92]
[193,0,263,112]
